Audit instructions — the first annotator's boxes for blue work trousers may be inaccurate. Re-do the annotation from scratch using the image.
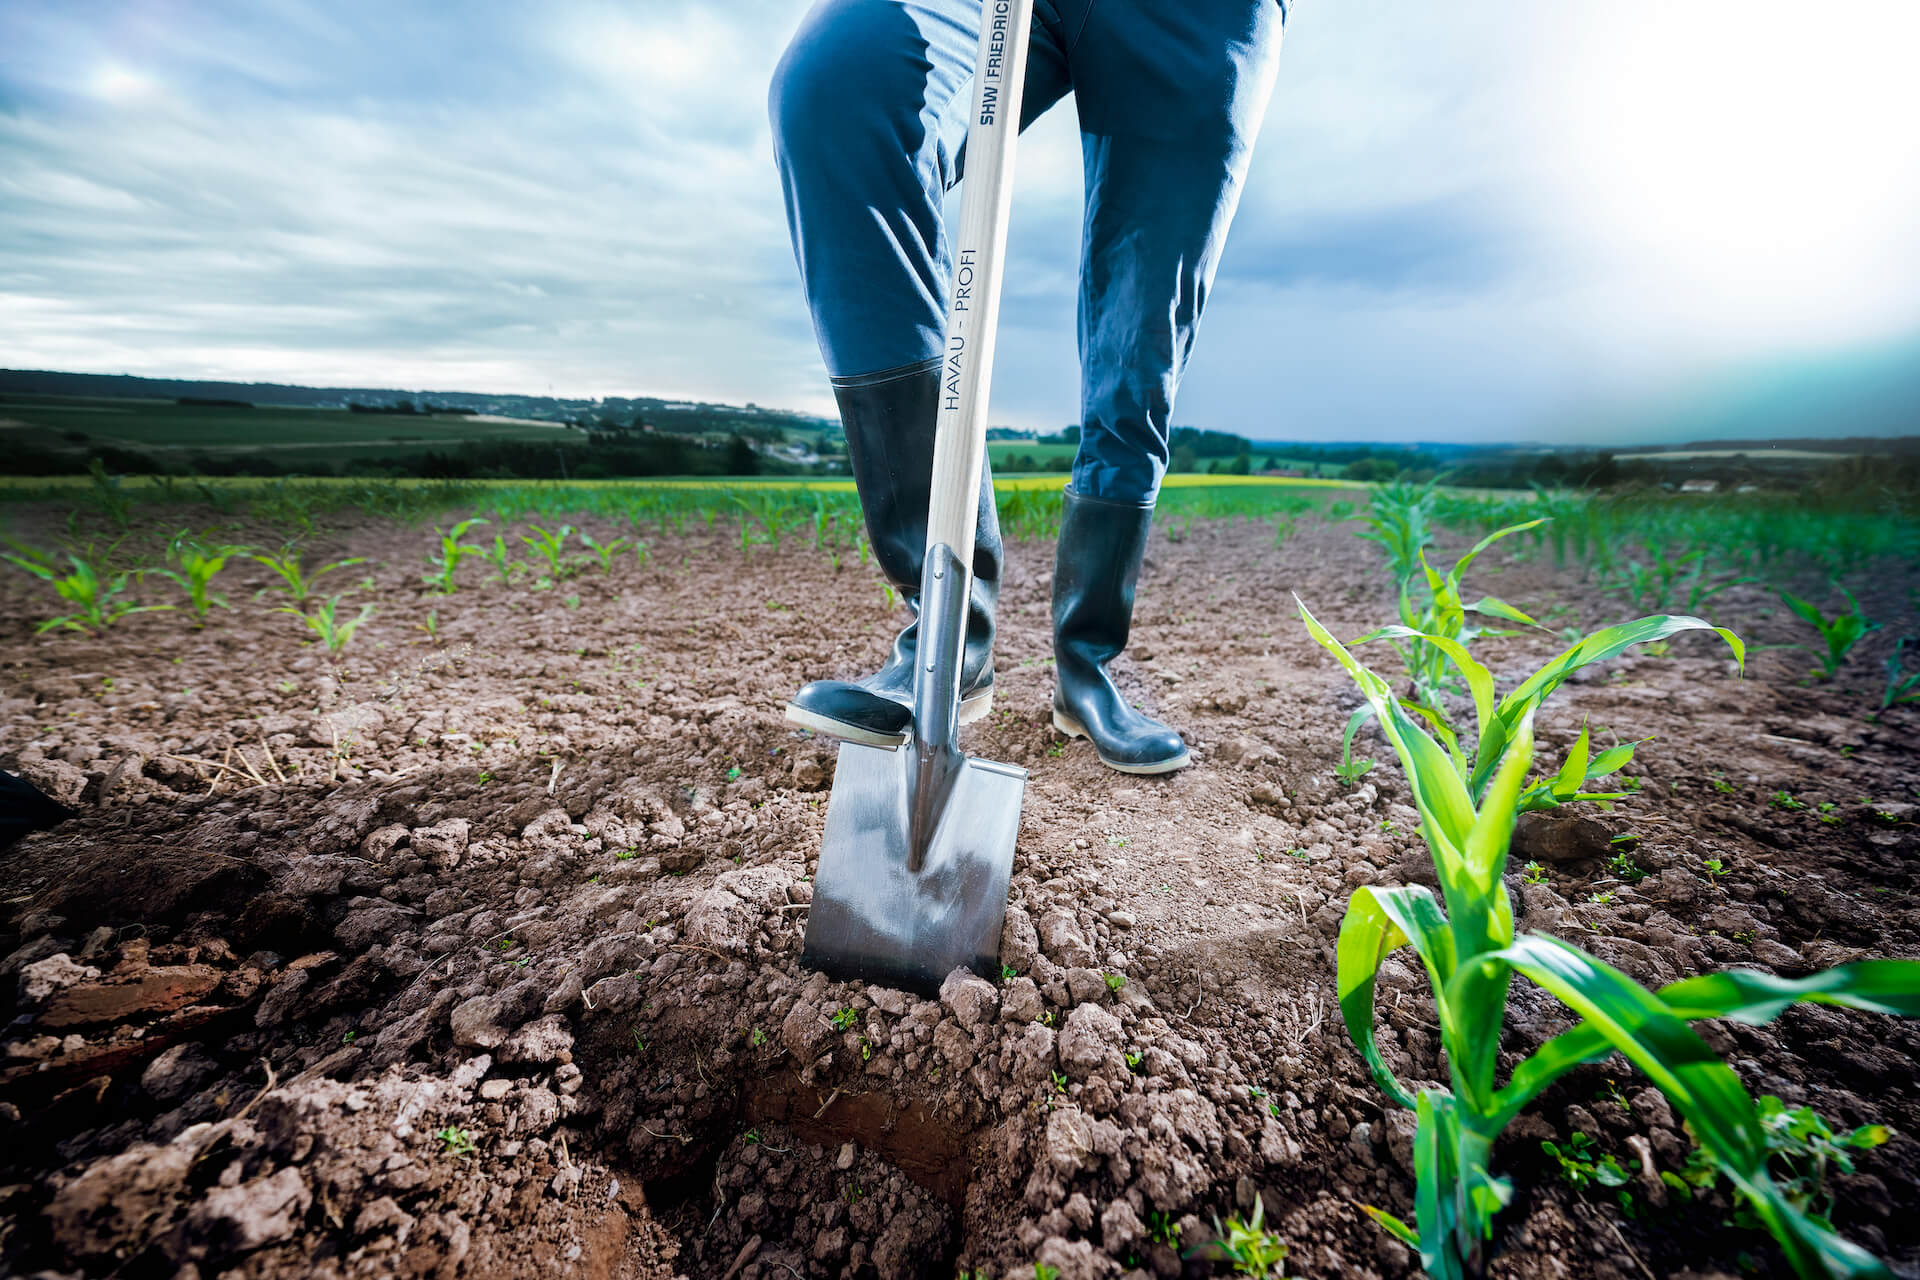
[769,0,1284,504]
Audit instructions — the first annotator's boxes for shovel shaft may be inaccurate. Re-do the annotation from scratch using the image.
[923,0,1034,568]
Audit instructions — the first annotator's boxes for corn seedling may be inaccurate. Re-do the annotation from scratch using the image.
[424,517,488,594]
[252,549,366,605]
[520,522,575,579]
[1359,481,1437,586]
[579,529,630,574]
[2,538,172,635]
[481,533,519,584]
[1352,518,1541,730]
[1879,637,1920,709]
[87,458,133,530]
[1336,707,1376,786]
[283,594,374,656]
[1780,587,1877,681]
[158,534,249,626]
[1204,1197,1290,1277]
[1298,596,1920,1280]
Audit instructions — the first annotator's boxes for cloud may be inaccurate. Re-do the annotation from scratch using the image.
[0,0,1915,441]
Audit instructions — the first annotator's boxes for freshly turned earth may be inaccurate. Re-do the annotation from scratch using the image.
[1,503,1917,1280]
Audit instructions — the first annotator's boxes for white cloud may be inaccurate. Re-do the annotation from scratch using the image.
[0,0,1915,441]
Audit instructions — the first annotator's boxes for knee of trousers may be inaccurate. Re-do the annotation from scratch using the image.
[768,8,933,181]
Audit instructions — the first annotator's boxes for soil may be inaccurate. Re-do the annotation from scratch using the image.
[2,503,1917,1280]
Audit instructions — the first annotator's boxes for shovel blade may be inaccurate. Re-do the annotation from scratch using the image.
[802,738,1026,995]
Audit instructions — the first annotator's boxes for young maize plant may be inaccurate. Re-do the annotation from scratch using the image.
[1882,637,1920,709]
[252,549,367,605]
[425,517,488,594]
[1779,587,1877,681]
[578,529,631,575]
[519,522,575,580]
[1354,519,1541,727]
[281,594,375,656]
[2,538,171,635]
[159,533,249,626]
[1359,481,1438,586]
[1297,597,1920,1280]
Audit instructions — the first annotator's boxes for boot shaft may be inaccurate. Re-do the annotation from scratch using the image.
[832,360,1003,598]
[1051,488,1154,669]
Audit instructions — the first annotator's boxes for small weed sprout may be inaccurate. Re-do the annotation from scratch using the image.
[1146,1209,1181,1247]
[1336,706,1376,787]
[1542,1132,1631,1197]
[1104,972,1126,993]
[1207,1196,1290,1278]
[829,1007,859,1032]
[434,1126,477,1158]
[1607,850,1647,883]
[749,1027,767,1048]
[1521,861,1547,885]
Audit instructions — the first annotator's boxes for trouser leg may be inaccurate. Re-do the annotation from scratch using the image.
[1068,0,1284,503]
[1050,0,1284,772]
[768,0,1073,743]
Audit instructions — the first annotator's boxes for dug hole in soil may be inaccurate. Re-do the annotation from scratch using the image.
[2,504,1918,1280]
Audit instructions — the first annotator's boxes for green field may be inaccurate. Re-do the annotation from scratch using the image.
[0,393,579,464]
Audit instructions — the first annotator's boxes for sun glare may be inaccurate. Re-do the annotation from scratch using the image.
[89,63,155,103]
[1550,0,1920,338]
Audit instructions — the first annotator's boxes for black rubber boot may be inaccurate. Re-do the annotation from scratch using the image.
[785,359,1000,747]
[1051,489,1190,774]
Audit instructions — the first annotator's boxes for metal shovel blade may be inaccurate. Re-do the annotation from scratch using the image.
[802,737,1026,993]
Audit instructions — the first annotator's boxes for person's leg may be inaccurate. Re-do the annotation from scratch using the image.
[769,0,1073,745]
[1050,0,1284,771]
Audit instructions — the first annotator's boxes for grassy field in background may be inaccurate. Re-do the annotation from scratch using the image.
[0,393,575,463]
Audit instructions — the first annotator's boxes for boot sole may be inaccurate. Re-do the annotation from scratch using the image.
[1051,708,1192,775]
[784,688,994,749]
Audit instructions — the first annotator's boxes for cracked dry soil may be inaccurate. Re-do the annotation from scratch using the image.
[2,504,1918,1280]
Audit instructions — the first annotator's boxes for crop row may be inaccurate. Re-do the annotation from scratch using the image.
[1297,493,1920,1280]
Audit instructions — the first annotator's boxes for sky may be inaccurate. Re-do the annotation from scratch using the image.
[2,0,1918,445]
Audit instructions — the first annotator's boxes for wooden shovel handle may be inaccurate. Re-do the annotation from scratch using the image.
[925,0,1034,559]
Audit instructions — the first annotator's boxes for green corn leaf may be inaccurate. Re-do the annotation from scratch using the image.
[1449,519,1543,586]
[1413,1092,1468,1280]
[1551,725,1593,797]
[1351,624,1495,745]
[1659,961,1920,1023]
[1475,935,1893,1280]
[1464,595,1536,626]
[1360,1204,1419,1249]
[1472,616,1743,796]
[1778,590,1828,631]
[1299,597,1477,859]
[1493,960,1920,1130]
[1336,885,1456,1111]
